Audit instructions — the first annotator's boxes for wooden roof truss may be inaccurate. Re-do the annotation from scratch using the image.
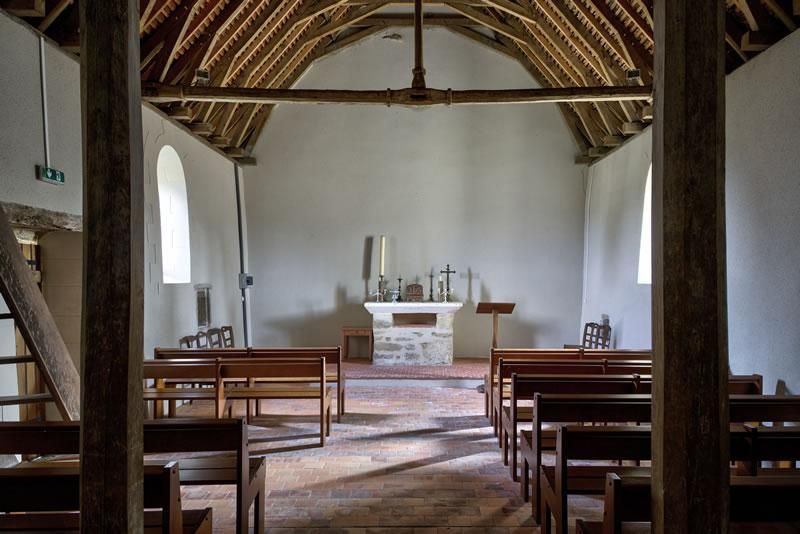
[5,0,798,163]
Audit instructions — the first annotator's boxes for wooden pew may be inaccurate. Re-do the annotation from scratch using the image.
[248,347,345,421]
[547,395,800,533]
[219,357,334,445]
[502,374,651,482]
[485,348,651,420]
[539,424,771,534]
[155,346,345,421]
[519,393,651,523]
[143,359,221,418]
[0,461,212,533]
[509,374,761,486]
[0,418,265,534]
[492,359,651,438]
[577,474,800,534]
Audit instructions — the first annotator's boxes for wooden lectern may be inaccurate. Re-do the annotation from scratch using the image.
[476,302,516,348]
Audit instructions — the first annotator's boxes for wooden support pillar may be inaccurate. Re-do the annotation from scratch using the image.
[652,0,728,533]
[79,0,144,532]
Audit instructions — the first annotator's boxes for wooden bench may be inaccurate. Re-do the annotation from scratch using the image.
[248,347,345,421]
[0,418,265,534]
[577,474,800,534]
[492,359,652,438]
[520,393,652,523]
[502,374,652,482]
[143,359,221,418]
[485,348,652,421]
[219,357,334,445]
[155,346,346,421]
[547,394,800,533]
[0,461,212,533]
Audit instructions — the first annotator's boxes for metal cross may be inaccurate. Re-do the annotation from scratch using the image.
[440,264,456,296]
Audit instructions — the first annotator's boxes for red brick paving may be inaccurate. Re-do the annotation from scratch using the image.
[177,385,604,533]
[342,360,486,380]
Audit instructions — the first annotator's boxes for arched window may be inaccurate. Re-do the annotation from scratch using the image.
[156,145,191,284]
[637,164,652,285]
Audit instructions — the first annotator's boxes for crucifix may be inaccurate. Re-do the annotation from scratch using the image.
[440,264,455,302]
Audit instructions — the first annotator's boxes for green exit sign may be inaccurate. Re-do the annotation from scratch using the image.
[36,165,65,185]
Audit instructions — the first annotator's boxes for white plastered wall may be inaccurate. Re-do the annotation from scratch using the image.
[0,11,246,416]
[580,30,800,393]
[245,28,587,355]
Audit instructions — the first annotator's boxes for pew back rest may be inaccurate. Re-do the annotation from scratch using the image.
[746,424,800,464]
[249,347,341,366]
[155,347,248,359]
[0,418,248,457]
[143,359,219,380]
[0,462,181,525]
[533,394,652,426]
[511,374,652,400]
[557,425,651,463]
[728,374,762,394]
[731,395,800,424]
[219,357,325,381]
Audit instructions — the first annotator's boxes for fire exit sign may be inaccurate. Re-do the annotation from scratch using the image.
[36,165,65,185]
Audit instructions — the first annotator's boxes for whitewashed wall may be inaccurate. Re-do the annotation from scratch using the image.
[725,30,800,395]
[245,28,586,355]
[0,11,246,417]
[580,30,800,393]
[580,130,652,349]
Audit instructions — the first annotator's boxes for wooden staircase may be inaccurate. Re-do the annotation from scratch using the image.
[0,207,79,421]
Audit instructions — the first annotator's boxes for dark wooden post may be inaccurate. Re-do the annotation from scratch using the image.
[651,0,728,532]
[79,0,144,532]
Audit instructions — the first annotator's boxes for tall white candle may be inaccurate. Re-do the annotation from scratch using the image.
[379,235,386,277]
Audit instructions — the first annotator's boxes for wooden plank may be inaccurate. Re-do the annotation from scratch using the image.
[143,83,653,105]
[0,206,80,421]
[0,0,44,16]
[79,0,145,531]
[652,0,728,532]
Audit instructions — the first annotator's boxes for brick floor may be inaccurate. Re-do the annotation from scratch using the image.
[176,384,604,533]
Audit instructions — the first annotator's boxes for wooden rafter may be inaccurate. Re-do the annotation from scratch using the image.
[19,0,790,155]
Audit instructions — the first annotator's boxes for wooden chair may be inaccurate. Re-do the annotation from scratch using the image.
[207,327,223,348]
[196,331,209,348]
[341,326,373,361]
[219,357,333,445]
[179,334,198,349]
[565,322,611,349]
[221,325,235,347]
[0,418,265,534]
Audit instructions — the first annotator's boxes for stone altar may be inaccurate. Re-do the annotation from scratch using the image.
[363,302,463,365]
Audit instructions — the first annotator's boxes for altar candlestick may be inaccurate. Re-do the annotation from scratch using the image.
[379,235,386,277]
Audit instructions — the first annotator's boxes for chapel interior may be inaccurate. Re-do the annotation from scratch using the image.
[0,0,799,532]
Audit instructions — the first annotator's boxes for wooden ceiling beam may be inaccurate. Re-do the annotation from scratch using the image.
[37,0,73,32]
[580,0,652,74]
[163,0,249,85]
[613,0,653,44]
[356,13,477,26]
[442,3,528,44]
[305,1,392,42]
[144,82,652,105]
[761,0,797,31]
[1,0,45,17]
